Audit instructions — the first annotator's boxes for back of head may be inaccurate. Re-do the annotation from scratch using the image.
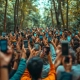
[27,57,43,80]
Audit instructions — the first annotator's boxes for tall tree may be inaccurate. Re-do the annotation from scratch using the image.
[66,0,68,29]
[60,0,65,28]
[3,0,8,32]
[50,1,54,27]
[52,0,60,28]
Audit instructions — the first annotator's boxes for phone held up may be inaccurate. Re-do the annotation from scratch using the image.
[23,40,28,49]
[43,46,50,55]
[61,41,70,63]
[61,41,69,56]
[34,43,40,51]
[0,39,8,53]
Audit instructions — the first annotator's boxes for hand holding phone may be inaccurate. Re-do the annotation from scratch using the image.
[43,46,50,55]
[39,35,43,41]
[2,32,6,37]
[34,43,40,51]
[23,40,28,48]
[34,33,37,37]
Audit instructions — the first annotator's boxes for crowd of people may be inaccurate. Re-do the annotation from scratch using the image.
[0,27,80,80]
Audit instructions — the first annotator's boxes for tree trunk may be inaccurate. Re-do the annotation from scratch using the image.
[51,1,54,28]
[3,0,8,32]
[60,1,65,28]
[57,0,61,29]
[52,0,60,29]
[66,0,68,29]
[14,0,19,32]
[16,0,19,32]
[14,0,17,32]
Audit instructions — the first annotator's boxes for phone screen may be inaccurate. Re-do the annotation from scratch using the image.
[67,36,71,42]
[60,31,62,35]
[61,41,69,56]
[48,37,52,43]
[11,32,14,36]
[39,35,43,40]
[43,46,50,55]
[34,43,39,51]
[2,32,6,37]
[30,37,32,43]
[0,39,7,53]
[23,40,28,48]
[34,33,37,37]
[30,29,32,32]
[45,32,48,38]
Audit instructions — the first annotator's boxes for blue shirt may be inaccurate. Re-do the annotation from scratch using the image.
[10,58,27,80]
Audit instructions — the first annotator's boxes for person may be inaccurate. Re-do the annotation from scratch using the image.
[0,46,13,80]
[21,52,56,80]
[56,48,80,80]
[10,45,27,80]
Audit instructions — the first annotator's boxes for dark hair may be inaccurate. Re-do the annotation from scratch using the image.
[27,57,43,80]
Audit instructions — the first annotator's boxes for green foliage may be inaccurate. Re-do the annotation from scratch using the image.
[0,0,80,31]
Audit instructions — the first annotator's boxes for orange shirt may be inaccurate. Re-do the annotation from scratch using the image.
[20,64,56,80]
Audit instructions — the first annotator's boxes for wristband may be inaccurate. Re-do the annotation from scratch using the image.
[0,65,8,68]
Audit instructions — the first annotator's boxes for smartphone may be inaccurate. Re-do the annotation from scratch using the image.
[11,32,14,36]
[56,31,58,34]
[30,37,33,43]
[43,46,50,55]
[34,33,37,37]
[23,40,28,48]
[64,56,70,63]
[67,36,71,42]
[34,43,40,51]
[60,31,62,36]
[2,32,6,37]
[45,32,48,38]
[0,39,7,53]
[39,35,43,41]
[48,37,52,43]
[30,29,32,32]
[61,41,69,56]
[42,30,45,32]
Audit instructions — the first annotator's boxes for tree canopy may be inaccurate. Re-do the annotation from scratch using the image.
[0,0,80,33]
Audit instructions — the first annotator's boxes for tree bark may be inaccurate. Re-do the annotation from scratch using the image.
[66,0,68,29]
[51,1,54,28]
[14,0,20,32]
[3,0,8,32]
[16,0,19,32]
[14,0,17,32]
[52,0,60,29]
[60,1,65,28]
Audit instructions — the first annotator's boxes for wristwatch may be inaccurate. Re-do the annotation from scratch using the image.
[0,65,8,68]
